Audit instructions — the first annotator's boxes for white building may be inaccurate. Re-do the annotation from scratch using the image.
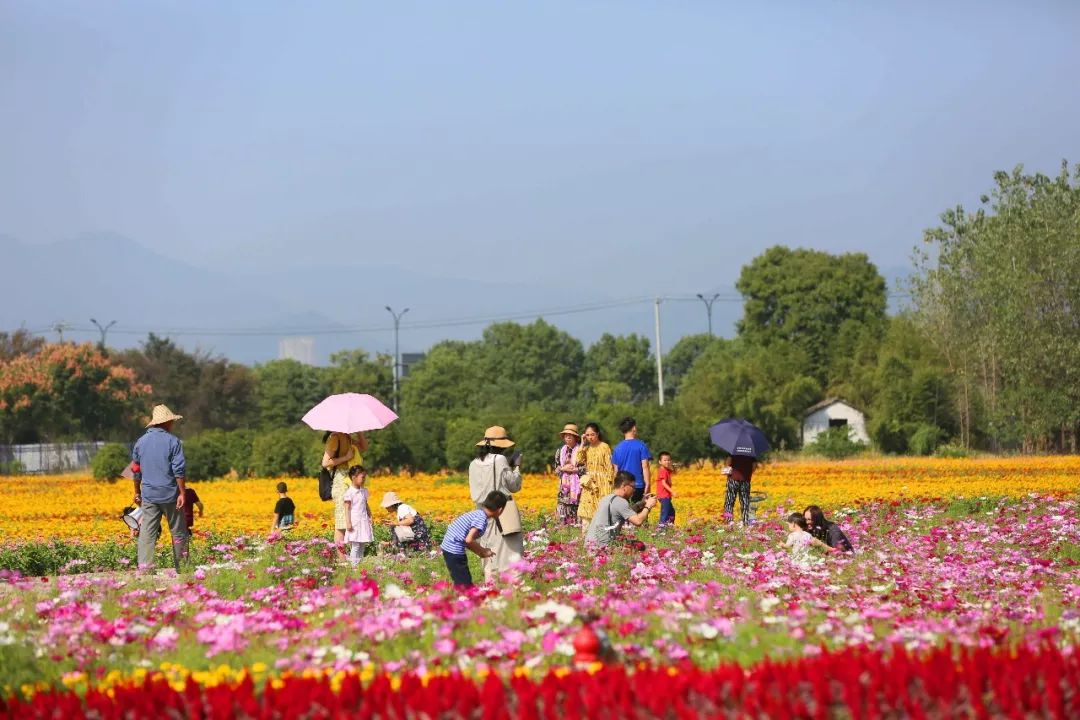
[278,337,315,365]
[802,398,870,446]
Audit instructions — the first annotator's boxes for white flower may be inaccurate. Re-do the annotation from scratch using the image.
[759,597,781,612]
[384,584,407,600]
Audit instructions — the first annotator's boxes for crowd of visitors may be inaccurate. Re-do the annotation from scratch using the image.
[127,405,855,581]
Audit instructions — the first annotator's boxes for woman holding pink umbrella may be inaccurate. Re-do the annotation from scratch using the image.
[303,393,399,559]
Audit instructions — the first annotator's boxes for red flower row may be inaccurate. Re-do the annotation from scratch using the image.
[4,643,1079,719]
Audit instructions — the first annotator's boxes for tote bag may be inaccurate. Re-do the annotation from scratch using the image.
[493,460,523,535]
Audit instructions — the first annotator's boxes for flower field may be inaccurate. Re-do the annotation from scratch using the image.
[2,456,1078,542]
[1,457,1079,717]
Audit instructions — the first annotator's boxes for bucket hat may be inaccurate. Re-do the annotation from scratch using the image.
[475,426,515,448]
[381,491,404,509]
[559,423,580,437]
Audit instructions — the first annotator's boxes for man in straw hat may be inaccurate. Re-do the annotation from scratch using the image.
[132,404,189,572]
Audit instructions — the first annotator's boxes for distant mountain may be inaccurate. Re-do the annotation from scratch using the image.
[2,233,740,363]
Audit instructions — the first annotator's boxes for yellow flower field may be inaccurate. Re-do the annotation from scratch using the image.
[1,456,1078,543]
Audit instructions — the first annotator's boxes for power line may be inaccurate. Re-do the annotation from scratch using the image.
[7,291,913,340]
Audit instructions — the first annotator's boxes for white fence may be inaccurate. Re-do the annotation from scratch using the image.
[0,442,114,474]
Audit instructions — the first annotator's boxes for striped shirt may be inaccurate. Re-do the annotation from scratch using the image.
[440,509,489,555]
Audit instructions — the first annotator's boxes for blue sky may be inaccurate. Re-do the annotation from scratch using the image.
[2,1,1079,355]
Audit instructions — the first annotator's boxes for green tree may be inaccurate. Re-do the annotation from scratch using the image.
[677,340,820,451]
[478,320,585,410]
[736,246,887,384]
[663,334,719,399]
[401,341,484,415]
[321,349,394,402]
[584,333,655,403]
[253,359,324,429]
[913,161,1080,451]
[119,334,256,433]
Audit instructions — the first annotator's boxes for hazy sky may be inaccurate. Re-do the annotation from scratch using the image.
[4,1,1079,299]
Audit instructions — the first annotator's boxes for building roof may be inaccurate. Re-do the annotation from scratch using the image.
[802,397,862,418]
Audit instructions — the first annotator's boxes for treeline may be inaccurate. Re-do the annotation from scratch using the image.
[2,163,1077,473]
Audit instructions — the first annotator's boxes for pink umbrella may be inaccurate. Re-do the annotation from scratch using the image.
[301,393,399,433]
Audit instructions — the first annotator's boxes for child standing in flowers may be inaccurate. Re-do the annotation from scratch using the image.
[342,466,374,566]
[656,451,675,527]
[440,491,507,588]
[271,482,296,532]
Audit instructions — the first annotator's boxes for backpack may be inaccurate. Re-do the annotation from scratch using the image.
[318,467,334,502]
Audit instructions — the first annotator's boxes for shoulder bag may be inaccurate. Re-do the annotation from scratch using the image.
[493,457,523,535]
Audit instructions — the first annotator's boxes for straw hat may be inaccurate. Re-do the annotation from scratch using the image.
[146,404,183,428]
[559,423,580,437]
[380,491,404,509]
[476,425,515,448]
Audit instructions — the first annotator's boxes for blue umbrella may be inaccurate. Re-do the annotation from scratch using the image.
[709,418,769,458]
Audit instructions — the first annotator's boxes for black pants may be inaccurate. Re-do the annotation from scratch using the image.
[443,551,473,587]
[631,486,645,504]
[724,478,752,525]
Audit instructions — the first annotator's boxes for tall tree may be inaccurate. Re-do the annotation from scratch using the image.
[913,161,1080,452]
[0,343,151,442]
[478,319,585,411]
[663,333,720,399]
[583,333,655,403]
[321,349,394,403]
[400,340,484,415]
[253,359,324,429]
[736,246,887,384]
[0,329,45,362]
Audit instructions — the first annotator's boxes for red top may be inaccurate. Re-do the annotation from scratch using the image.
[728,456,755,483]
[183,487,201,528]
[656,467,673,498]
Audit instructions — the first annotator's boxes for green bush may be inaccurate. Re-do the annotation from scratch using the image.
[183,429,257,480]
[804,425,866,459]
[252,428,321,477]
[909,423,946,456]
[0,459,26,474]
[91,443,131,481]
[934,442,971,458]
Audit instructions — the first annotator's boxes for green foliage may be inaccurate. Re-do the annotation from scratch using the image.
[118,334,256,434]
[401,342,484,415]
[804,425,866,459]
[909,423,946,456]
[0,458,25,474]
[252,360,324,430]
[322,349,394,403]
[182,431,231,480]
[913,161,1080,451]
[584,333,655,402]
[91,443,131,481]
[478,320,585,411]
[677,340,820,452]
[663,334,720,399]
[252,428,320,477]
[934,442,971,459]
[736,246,887,384]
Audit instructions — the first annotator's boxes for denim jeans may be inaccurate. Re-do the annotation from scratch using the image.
[658,497,675,525]
[443,551,473,587]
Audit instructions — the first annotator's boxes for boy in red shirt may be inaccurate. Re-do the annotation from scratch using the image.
[656,451,675,526]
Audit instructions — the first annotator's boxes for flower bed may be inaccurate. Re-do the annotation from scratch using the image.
[4,643,1079,719]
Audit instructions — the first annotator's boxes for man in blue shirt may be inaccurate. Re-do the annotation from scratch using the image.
[132,404,188,571]
[610,416,652,505]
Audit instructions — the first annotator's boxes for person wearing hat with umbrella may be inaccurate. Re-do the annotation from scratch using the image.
[131,404,189,571]
[468,426,524,582]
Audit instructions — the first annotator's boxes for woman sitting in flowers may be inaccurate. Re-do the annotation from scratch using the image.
[803,505,854,552]
[784,512,834,566]
[380,491,433,554]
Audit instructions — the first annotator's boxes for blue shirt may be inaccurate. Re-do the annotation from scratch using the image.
[132,427,186,503]
[440,509,489,555]
[611,438,652,488]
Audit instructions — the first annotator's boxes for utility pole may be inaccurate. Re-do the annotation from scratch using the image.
[384,306,409,412]
[653,298,665,406]
[51,322,70,343]
[696,293,721,337]
[90,318,116,349]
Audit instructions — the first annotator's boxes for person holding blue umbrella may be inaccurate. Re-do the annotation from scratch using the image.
[708,418,769,526]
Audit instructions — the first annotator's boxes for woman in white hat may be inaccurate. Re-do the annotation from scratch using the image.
[553,423,584,526]
[380,491,432,554]
[468,426,523,581]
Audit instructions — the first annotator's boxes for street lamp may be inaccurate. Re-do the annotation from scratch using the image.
[384,306,410,412]
[695,293,721,337]
[89,319,116,349]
